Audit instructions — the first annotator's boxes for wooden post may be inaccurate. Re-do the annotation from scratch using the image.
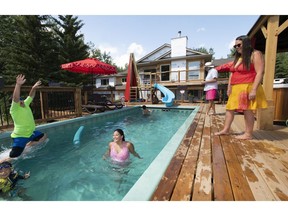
[75,87,82,117]
[39,89,45,120]
[256,16,279,130]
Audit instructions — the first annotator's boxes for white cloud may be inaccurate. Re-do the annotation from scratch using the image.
[196,27,205,32]
[114,43,146,68]
[228,39,235,50]
[97,42,145,68]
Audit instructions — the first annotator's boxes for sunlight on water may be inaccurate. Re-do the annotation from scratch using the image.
[1,107,194,201]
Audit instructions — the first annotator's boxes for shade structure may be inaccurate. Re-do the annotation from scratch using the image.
[61,58,117,75]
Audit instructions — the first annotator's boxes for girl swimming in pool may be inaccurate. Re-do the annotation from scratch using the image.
[104,129,142,162]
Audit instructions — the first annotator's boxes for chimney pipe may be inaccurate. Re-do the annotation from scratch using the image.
[178,31,181,37]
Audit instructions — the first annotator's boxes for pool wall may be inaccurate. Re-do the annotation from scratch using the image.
[122,105,199,201]
[0,105,199,201]
[0,107,138,147]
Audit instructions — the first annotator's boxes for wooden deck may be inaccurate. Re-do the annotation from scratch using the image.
[151,103,288,201]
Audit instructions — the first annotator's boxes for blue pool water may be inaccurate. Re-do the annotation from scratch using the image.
[0,106,197,201]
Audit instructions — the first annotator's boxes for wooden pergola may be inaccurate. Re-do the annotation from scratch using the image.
[247,15,288,130]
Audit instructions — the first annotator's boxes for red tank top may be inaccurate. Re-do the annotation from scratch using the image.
[230,63,256,84]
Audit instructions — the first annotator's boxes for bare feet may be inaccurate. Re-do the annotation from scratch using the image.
[235,134,253,140]
[215,130,229,136]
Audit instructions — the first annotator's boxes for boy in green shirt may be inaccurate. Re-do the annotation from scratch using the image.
[8,74,47,158]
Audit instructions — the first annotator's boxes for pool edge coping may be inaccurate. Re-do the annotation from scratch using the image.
[122,105,199,201]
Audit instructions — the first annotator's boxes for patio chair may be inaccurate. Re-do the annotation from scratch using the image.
[88,94,123,110]
[82,104,106,114]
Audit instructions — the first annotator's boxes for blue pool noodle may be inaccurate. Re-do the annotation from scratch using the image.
[73,126,84,145]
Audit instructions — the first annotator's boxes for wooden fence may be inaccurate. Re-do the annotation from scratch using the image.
[0,86,82,129]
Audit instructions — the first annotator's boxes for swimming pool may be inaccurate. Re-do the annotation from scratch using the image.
[0,105,198,201]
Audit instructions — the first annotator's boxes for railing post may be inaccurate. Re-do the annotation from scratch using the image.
[39,89,45,120]
[75,87,82,117]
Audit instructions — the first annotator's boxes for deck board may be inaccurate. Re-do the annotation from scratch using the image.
[152,104,205,201]
[211,116,234,201]
[150,103,288,201]
[191,114,212,201]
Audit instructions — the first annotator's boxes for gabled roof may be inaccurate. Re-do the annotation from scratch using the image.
[137,43,212,65]
[137,43,171,63]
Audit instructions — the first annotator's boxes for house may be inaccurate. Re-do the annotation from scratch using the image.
[95,31,231,103]
[133,31,229,103]
[94,71,127,101]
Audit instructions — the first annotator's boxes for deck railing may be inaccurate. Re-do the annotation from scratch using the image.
[0,86,82,129]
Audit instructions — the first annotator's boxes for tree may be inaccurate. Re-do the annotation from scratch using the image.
[0,16,16,83]
[227,48,236,58]
[0,15,59,85]
[51,15,90,86]
[275,52,288,78]
[89,44,128,72]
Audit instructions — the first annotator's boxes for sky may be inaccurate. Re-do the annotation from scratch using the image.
[77,15,259,67]
[1,0,286,69]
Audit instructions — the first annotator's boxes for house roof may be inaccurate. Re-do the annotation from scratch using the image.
[136,43,212,66]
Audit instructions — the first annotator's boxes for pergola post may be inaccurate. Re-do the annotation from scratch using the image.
[256,16,279,130]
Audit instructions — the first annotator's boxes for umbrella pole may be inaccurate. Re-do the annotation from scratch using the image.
[92,74,94,87]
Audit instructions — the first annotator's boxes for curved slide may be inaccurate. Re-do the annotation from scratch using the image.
[154,83,175,107]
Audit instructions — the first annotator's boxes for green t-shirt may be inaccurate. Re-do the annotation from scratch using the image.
[10,96,35,138]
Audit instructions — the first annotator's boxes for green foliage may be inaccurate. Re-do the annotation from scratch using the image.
[275,52,288,78]
[50,15,90,86]
[0,15,92,87]
[0,15,60,85]
[88,44,126,73]
[227,48,236,58]
[193,47,211,54]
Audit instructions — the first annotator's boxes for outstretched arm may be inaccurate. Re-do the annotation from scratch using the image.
[103,143,112,160]
[12,74,26,103]
[127,142,142,159]
[29,80,42,98]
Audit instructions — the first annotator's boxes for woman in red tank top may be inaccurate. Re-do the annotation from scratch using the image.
[215,35,267,140]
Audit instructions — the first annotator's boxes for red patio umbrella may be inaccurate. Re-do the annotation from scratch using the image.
[61,57,117,75]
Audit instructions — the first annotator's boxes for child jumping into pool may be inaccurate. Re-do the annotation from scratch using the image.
[103,129,142,162]
[0,74,47,163]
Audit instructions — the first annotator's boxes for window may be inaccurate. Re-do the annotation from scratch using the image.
[101,78,109,86]
[143,74,151,84]
[161,65,170,81]
[121,78,127,84]
[143,69,156,84]
[188,61,200,80]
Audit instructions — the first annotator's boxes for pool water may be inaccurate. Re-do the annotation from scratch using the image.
[1,106,195,201]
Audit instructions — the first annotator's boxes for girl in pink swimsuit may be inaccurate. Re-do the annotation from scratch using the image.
[104,129,142,163]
